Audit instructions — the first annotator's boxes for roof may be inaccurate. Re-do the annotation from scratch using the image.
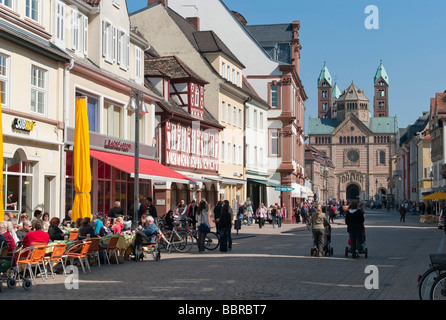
[145,55,209,84]
[317,63,332,86]
[332,82,341,100]
[308,116,398,135]
[305,144,335,168]
[374,60,389,85]
[193,31,245,68]
[337,82,369,102]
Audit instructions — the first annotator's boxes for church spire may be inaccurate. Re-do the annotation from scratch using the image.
[373,60,389,117]
[374,60,389,85]
[317,61,333,86]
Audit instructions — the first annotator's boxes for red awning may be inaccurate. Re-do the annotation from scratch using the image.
[90,149,194,184]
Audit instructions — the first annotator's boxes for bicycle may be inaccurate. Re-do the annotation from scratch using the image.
[429,268,446,300]
[183,218,220,251]
[155,218,194,253]
[417,253,446,300]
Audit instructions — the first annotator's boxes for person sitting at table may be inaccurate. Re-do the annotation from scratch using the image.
[48,217,65,241]
[17,220,32,241]
[62,210,75,228]
[92,213,103,235]
[112,216,124,235]
[22,219,49,248]
[138,214,148,229]
[18,213,29,229]
[78,217,98,239]
[99,218,112,237]
[42,212,50,232]
[164,210,175,231]
[32,209,43,222]
[0,221,15,252]
[130,215,159,261]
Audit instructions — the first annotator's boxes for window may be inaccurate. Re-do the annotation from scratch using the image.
[0,0,14,10]
[238,109,242,128]
[117,29,130,69]
[221,101,226,122]
[379,151,386,165]
[72,9,88,55]
[227,104,231,124]
[30,66,46,114]
[181,127,187,152]
[76,92,99,133]
[191,130,196,154]
[245,107,249,127]
[270,131,279,155]
[209,135,215,157]
[135,46,142,82]
[227,142,231,163]
[103,20,115,63]
[233,144,236,164]
[55,1,65,44]
[271,85,279,108]
[221,62,225,78]
[171,124,177,150]
[237,71,240,87]
[221,141,225,162]
[194,86,200,107]
[233,106,236,126]
[104,101,122,138]
[239,146,242,165]
[259,112,263,129]
[254,110,257,129]
[0,54,8,107]
[26,0,41,23]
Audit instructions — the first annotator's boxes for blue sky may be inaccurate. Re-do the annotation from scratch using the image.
[127,0,446,129]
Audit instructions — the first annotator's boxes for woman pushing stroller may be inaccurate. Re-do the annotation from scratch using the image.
[345,200,365,259]
[311,204,330,257]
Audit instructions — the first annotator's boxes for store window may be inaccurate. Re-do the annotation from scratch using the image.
[3,151,33,215]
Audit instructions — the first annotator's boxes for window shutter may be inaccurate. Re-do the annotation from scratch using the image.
[102,20,107,57]
[112,26,117,63]
[72,10,78,50]
[83,15,88,55]
[126,35,130,70]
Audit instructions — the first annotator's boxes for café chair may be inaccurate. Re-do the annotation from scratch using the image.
[44,243,67,278]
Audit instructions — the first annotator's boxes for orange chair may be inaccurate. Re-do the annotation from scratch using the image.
[65,240,91,274]
[99,236,120,265]
[15,246,37,284]
[69,230,78,241]
[29,245,48,283]
[44,243,67,278]
[86,238,101,267]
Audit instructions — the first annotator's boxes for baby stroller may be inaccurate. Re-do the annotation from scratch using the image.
[0,242,32,291]
[345,227,368,258]
[323,224,334,257]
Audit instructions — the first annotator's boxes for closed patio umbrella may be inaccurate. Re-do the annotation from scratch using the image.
[71,97,91,222]
[0,94,4,221]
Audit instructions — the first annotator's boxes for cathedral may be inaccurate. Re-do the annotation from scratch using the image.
[307,61,398,202]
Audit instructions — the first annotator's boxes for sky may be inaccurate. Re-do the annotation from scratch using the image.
[127,0,446,130]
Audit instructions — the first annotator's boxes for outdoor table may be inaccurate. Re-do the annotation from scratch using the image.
[101,233,135,259]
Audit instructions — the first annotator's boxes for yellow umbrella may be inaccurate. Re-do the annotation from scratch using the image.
[0,93,4,221]
[421,192,446,200]
[71,97,91,222]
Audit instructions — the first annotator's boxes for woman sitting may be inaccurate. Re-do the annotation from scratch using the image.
[48,217,65,241]
[112,216,124,235]
[78,217,97,239]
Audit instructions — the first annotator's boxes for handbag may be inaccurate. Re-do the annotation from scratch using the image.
[198,222,210,233]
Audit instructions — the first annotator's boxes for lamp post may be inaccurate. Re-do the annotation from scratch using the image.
[128,90,148,225]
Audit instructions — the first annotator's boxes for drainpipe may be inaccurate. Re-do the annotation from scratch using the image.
[60,58,75,220]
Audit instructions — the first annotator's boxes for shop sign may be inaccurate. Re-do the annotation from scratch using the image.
[104,139,132,152]
[12,118,36,132]
[275,186,294,192]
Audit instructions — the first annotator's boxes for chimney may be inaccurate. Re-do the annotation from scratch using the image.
[147,0,167,6]
[186,17,200,31]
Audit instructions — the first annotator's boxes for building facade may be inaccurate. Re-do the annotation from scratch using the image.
[308,62,398,203]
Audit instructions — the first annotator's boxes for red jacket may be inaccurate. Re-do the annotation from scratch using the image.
[22,230,50,248]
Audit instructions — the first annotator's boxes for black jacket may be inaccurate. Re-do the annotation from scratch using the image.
[345,209,364,232]
[218,205,232,229]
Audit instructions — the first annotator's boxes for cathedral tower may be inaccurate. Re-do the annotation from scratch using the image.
[317,62,333,118]
[373,60,389,117]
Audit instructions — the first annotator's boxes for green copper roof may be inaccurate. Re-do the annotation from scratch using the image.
[317,62,332,86]
[332,82,341,100]
[374,60,389,85]
[307,116,398,135]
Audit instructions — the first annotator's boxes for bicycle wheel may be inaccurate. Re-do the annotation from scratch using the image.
[204,232,220,251]
[417,266,446,300]
[172,231,193,253]
[430,272,446,300]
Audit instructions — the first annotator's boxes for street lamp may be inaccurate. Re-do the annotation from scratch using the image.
[128,90,148,225]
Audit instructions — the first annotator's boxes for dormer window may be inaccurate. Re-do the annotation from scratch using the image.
[194,86,199,106]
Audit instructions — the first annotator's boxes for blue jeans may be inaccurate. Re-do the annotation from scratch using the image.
[219,227,232,252]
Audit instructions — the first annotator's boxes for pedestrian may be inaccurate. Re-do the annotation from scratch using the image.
[187,200,198,229]
[109,201,123,219]
[399,203,406,222]
[213,201,223,233]
[196,200,210,253]
[246,203,253,226]
[311,204,329,257]
[271,205,277,228]
[301,203,308,224]
[218,200,232,252]
[277,205,283,228]
[345,200,365,259]
[442,202,446,235]
[146,197,158,219]
[339,203,344,217]
[328,204,335,223]
[256,203,266,228]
